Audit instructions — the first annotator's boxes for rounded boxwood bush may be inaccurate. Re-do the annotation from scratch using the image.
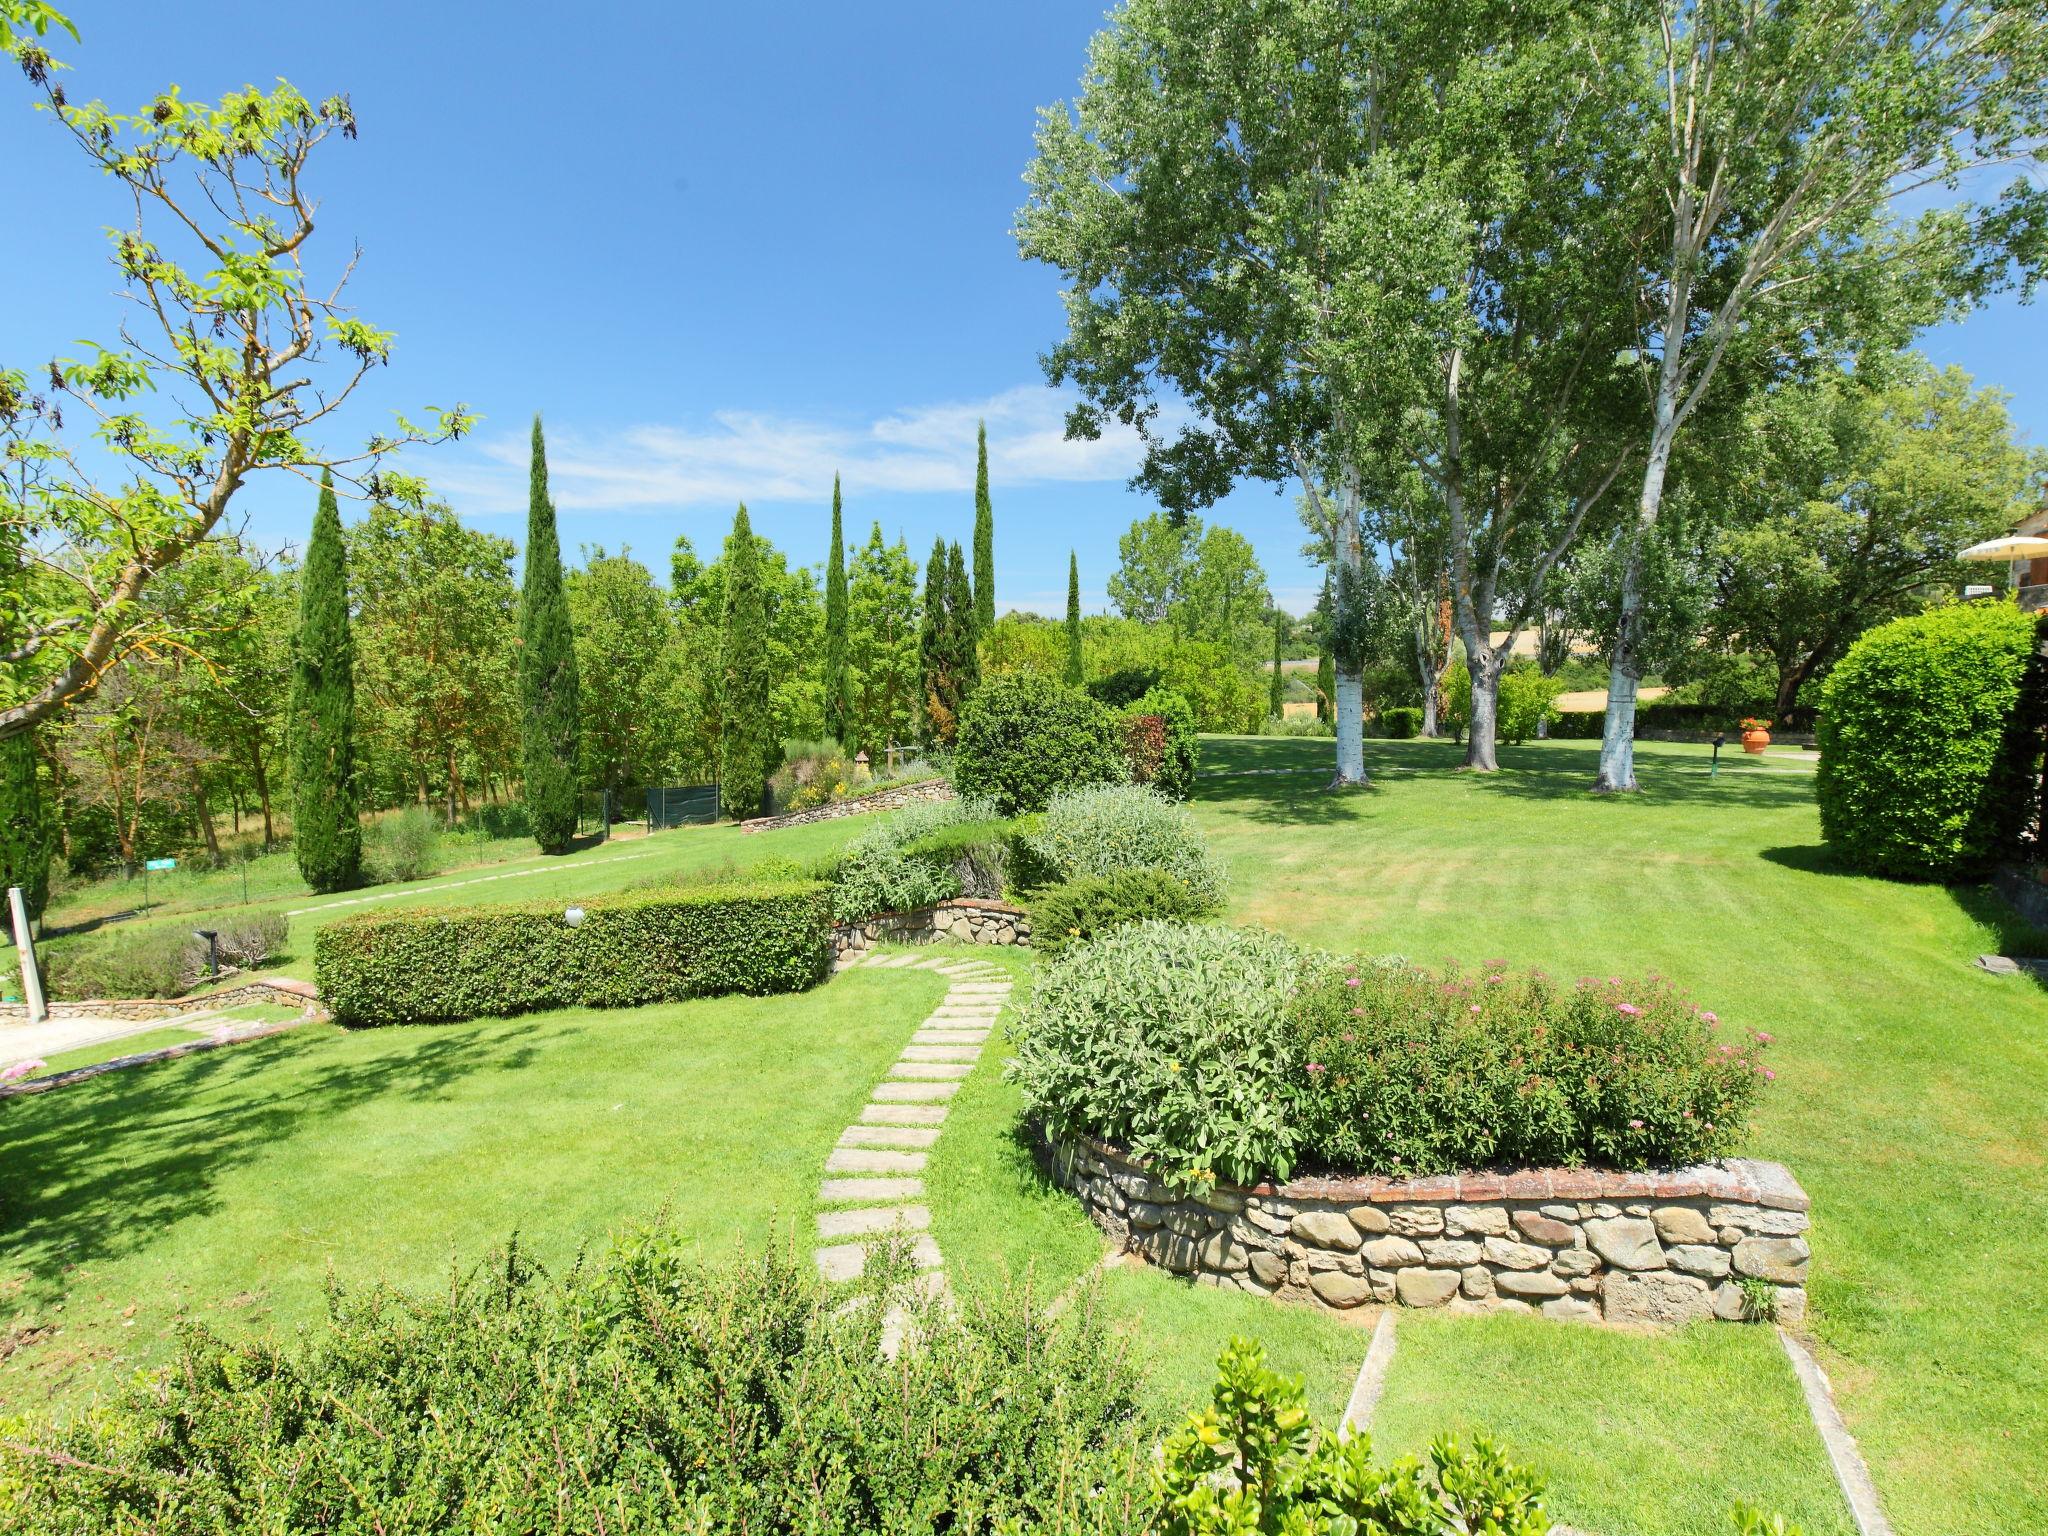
[1816,603,2042,878]
[952,673,1127,815]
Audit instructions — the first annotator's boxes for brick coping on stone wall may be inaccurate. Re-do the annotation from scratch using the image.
[0,975,320,1024]
[739,776,954,834]
[1047,1130,1810,1329]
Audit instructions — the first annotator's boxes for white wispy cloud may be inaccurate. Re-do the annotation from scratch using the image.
[434,385,1156,515]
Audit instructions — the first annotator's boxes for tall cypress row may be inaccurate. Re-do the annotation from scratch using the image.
[946,540,979,699]
[520,416,581,853]
[0,729,51,920]
[1064,550,1084,686]
[972,420,995,631]
[918,537,948,743]
[823,474,851,744]
[718,504,772,819]
[288,470,362,892]
[1268,612,1286,718]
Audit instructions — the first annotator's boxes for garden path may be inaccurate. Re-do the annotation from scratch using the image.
[815,948,1012,1351]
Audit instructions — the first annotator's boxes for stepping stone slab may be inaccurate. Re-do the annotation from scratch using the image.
[860,1103,948,1125]
[826,1147,928,1173]
[814,1235,944,1283]
[887,1061,974,1080]
[839,1125,942,1148]
[871,1081,961,1102]
[818,1205,931,1239]
[929,1007,1003,1019]
[947,986,1011,998]
[898,1044,982,1063]
[912,1029,989,1045]
[819,1177,925,1203]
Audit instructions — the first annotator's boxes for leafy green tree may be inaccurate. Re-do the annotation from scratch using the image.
[1108,514,1196,627]
[0,52,471,741]
[1182,526,1270,650]
[717,506,772,819]
[673,530,823,781]
[1064,552,1084,685]
[351,503,519,821]
[288,474,361,892]
[846,525,920,757]
[1316,650,1334,724]
[0,728,50,919]
[519,419,581,852]
[1705,356,2042,723]
[566,547,677,799]
[824,475,851,743]
[973,423,996,631]
[1590,0,2048,790]
[1268,614,1285,718]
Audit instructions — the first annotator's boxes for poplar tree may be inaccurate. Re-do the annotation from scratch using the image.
[823,474,851,744]
[1268,613,1285,718]
[520,417,581,852]
[0,730,50,920]
[972,421,996,630]
[1064,551,1084,686]
[718,505,772,818]
[288,471,362,892]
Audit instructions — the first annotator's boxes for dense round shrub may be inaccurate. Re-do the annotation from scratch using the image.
[1377,706,1421,739]
[1285,963,1768,1176]
[952,674,1127,815]
[1497,667,1563,744]
[1816,603,2041,878]
[1008,921,1307,1187]
[1122,685,1199,799]
[1084,666,1163,708]
[1030,867,1216,956]
[1027,783,1226,906]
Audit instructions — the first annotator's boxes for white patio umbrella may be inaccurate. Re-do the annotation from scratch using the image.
[1959,534,2048,561]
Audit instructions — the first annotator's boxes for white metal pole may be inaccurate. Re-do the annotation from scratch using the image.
[8,886,46,1025]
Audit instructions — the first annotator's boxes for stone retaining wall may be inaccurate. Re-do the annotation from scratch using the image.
[0,976,320,1024]
[1048,1132,1809,1329]
[739,777,953,834]
[831,898,1030,963]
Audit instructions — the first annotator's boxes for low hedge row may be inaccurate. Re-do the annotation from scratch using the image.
[314,880,832,1025]
[1551,701,1818,739]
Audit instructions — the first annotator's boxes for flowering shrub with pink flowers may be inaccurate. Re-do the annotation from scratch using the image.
[1286,962,1770,1176]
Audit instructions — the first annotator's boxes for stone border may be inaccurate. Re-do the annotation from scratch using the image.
[831,898,1029,965]
[1046,1132,1809,1329]
[1,984,326,1101]
[740,776,953,834]
[1,975,320,1025]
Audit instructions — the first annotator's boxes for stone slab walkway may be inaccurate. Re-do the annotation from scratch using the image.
[814,948,1012,1348]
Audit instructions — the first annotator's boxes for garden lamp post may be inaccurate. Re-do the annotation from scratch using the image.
[193,930,221,979]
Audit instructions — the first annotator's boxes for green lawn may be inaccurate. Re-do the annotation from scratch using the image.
[0,964,946,1418]
[1188,732,2047,1536]
[21,1026,209,1078]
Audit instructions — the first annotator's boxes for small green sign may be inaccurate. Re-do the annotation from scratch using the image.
[144,858,177,872]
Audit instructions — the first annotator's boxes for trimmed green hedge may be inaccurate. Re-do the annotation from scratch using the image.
[315,881,832,1025]
[1816,604,2042,879]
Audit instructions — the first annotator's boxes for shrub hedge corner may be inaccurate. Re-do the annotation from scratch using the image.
[315,880,832,1025]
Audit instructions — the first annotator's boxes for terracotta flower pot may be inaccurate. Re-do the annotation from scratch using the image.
[1740,727,1771,754]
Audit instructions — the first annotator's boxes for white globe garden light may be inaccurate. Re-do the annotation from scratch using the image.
[563,906,586,928]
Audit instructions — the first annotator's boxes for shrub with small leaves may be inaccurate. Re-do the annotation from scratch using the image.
[953,673,1127,814]
[1031,868,1217,956]
[1028,782,1225,907]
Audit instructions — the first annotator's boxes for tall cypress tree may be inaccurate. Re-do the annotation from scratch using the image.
[1268,612,1286,718]
[288,470,362,892]
[520,417,582,852]
[1064,550,1084,686]
[718,505,772,819]
[823,474,851,744]
[0,729,51,921]
[972,420,995,631]
[1316,650,1335,723]
[918,537,948,743]
[946,540,979,700]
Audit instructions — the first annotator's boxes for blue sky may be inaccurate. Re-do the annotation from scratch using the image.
[4,1,2041,615]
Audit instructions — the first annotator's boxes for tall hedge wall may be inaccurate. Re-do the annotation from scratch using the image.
[315,881,832,1025]
[1816,604,2043,879]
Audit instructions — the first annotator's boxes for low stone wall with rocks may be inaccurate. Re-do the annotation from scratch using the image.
[831,898,1030,964]
[740,777,954,834]
[1047,1132,1810,1329]
[0,975,320,1024]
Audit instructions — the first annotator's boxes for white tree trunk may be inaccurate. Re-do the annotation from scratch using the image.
[1333,671,1366,784]
[1465,646,1501,772]
[1596,422,1676,793]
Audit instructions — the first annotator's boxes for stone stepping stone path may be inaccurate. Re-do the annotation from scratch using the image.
[815,950,1012,1343]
